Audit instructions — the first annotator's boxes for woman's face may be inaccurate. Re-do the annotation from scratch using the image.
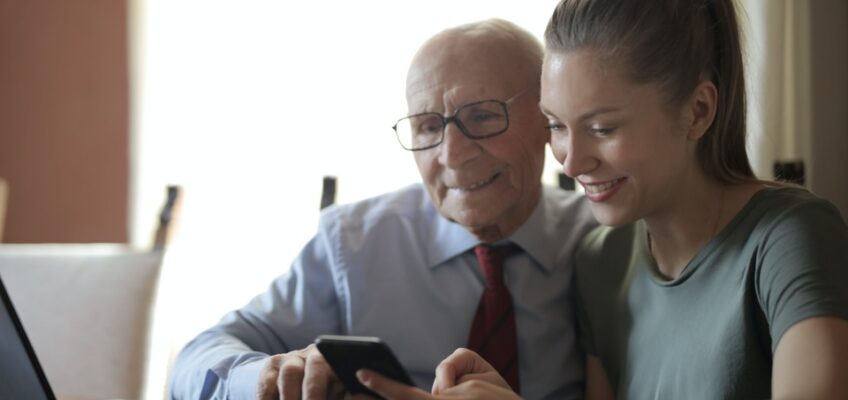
[540,50,701,227]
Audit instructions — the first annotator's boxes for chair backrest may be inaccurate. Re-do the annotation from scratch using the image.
[558,172,576,191]
[0,177,8,242]
[0,244,162,400]
[321,175,337,210]
[153,185,181,251]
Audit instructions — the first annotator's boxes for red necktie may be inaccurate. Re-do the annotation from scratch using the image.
[467,243,520,393]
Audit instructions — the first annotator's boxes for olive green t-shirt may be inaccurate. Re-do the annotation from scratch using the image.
[576,187,848,399]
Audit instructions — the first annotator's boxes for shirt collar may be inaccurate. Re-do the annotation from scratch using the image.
[425,187,558,273]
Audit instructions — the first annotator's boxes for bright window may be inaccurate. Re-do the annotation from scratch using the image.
[131,2,560,397]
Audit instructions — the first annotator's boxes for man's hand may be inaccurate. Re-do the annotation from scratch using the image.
[257,344,346,400]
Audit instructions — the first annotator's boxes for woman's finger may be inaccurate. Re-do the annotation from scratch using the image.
[433,348,499,393]
[357,369,435,400]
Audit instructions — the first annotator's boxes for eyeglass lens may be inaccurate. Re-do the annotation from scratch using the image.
[394,100,508,150]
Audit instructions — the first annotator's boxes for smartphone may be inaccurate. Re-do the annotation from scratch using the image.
[314,334,414,398]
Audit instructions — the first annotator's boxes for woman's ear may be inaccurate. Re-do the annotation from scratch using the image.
[685,80,718,141]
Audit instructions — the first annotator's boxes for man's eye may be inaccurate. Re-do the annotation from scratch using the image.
[469,111,499,123]
[463,107,505,125]
[416,121,442,135]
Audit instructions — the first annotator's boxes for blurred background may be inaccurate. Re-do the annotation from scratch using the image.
[0,0,846,398]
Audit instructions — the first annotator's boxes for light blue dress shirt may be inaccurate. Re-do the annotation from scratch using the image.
[169,183,597,400]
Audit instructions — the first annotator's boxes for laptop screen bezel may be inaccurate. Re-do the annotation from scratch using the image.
[0,274,57,400]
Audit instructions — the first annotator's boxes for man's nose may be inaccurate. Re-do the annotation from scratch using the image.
[438,121,479,168]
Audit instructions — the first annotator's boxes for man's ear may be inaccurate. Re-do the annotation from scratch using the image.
[685,80,718,141]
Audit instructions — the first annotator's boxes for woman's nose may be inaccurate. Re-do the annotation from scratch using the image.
[552,131,598,178]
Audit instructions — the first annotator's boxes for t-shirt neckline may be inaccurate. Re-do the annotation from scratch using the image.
[640,186,785,286]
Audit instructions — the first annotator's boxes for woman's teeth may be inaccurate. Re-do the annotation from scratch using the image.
[583,177,625,193]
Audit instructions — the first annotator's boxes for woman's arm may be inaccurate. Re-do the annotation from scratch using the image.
[585,355,615,400]
[754,198,848,398]
[772,316,848,399]
[358,349,619,400]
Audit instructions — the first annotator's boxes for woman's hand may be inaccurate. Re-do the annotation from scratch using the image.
[354,348,519,400]
[356,370,520,400]
[431,348,512,393]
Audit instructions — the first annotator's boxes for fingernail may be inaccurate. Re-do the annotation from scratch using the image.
[356,369,370,384]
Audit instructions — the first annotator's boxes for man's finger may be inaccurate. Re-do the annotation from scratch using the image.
[302,350,334,399]
[278,353,306,400]
[357,369,434,400]
[257,356,283,400]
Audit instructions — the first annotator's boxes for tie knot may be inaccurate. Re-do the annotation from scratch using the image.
[474,243,519,288]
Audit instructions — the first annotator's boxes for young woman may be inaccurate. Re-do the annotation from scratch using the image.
[356,0,848,399]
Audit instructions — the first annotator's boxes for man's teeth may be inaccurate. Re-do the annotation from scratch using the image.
[584,178,624,193]
[462,174,498,190]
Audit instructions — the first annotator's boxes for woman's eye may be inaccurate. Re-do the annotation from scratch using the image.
[545,122,566,132]
[591,127,614,136]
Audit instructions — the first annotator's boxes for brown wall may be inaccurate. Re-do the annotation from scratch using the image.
[0,0,128,243]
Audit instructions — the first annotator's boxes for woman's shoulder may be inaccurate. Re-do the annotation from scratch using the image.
[742,185,846,233]
[579,223,637,252]
[724,186,848,260]
[576,223,641,277]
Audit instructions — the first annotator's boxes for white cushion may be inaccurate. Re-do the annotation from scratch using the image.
[0,244,162,400]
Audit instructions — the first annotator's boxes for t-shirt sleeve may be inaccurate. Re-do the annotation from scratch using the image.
[576,283,597,355]
[755,198,848,352]
[575,227,605,356]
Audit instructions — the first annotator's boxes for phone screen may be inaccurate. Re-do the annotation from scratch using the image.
[315,335,414,398]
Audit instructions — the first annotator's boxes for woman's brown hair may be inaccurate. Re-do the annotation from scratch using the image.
[545,0,755,184]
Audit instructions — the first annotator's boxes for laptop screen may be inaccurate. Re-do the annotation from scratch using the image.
[0,275,55,400]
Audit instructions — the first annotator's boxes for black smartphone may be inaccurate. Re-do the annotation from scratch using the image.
[314,334,414,398]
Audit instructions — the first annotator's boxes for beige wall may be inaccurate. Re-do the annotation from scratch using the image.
[0,0,128,243]
[808,0,848,218]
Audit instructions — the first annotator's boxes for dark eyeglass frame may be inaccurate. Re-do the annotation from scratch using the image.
[392,87,531,151]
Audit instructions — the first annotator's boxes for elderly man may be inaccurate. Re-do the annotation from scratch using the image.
[169,19,595,400]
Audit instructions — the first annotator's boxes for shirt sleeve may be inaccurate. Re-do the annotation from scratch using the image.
[168,220,344,399]
[755,198,848,353]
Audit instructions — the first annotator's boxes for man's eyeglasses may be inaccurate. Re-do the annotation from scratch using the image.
[392,89,530,151]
